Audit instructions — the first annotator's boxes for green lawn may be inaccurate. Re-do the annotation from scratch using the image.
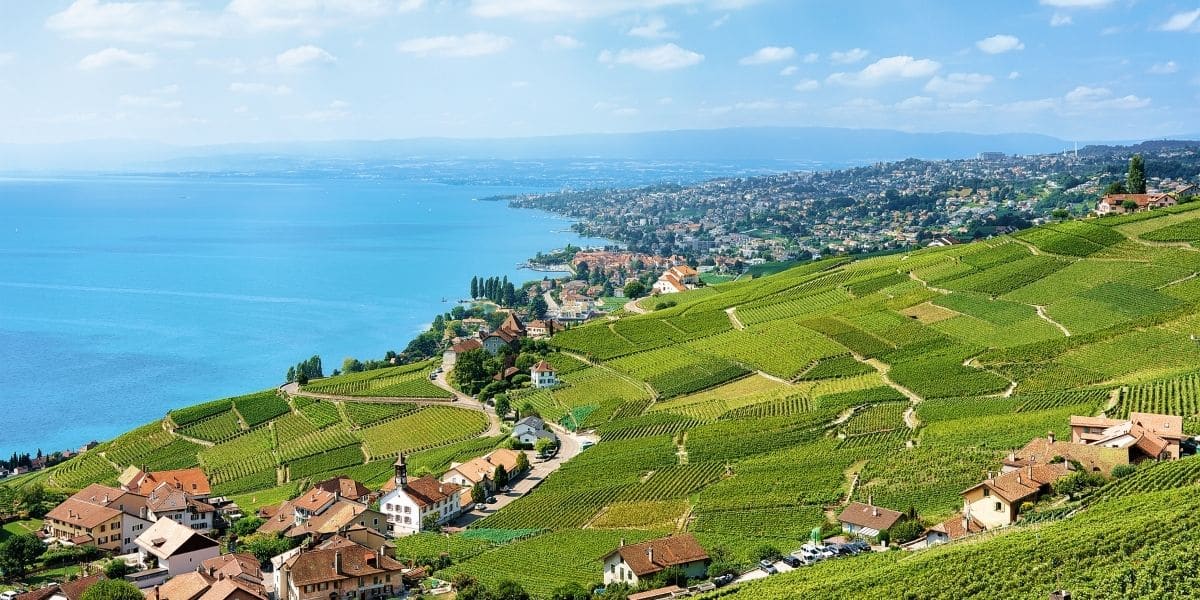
[0,519,41,543]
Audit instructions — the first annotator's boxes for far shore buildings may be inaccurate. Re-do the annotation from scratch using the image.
[652,265,700,295]
[602,534,710,587]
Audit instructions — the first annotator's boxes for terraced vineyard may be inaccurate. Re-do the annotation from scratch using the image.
[301,361,448,398]
[27,203,1200,598]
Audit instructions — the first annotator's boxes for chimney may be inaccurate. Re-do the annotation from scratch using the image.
[1047,431,1055,444]
[1017,474,1022,485]
[334,551,342,575]
[646,547,654,564]
[619,538,625,547]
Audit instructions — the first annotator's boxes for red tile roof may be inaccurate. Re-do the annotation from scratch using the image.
[605,534,709,578]
[838,501,903,532]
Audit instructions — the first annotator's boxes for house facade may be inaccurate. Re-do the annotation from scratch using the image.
[1096,193,1177,215]
[511,416,558,446]
[961,463,1070,529]
[277,539,405,600]
[442,339,482,368]
[43,498,124,552]
[652,265,700,295]
[530,361,558,388]
[145,482,216,533]
[377,455,461,537]
[135,517,221,577]
[601,535,709,587]
[49,483,155,553]
[837,501,904,539]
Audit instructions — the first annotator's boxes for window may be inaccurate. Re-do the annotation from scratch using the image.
[994,502,1002,512]
[982,488,990,497]
[373,518,378,526]
[403,506,410,514]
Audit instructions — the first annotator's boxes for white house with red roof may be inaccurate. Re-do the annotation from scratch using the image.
[377,455,461,537]
[652,265,700,295]
[530,360,558,388]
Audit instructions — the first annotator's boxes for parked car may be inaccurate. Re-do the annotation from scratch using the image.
[428,372,437,380]
[485,496,497,504]
[712,574,735,587]
[2,591,20,600]
[847,540,870,553]
[580,440,595,450]
[781,555,803,568]
[758,559,777,575]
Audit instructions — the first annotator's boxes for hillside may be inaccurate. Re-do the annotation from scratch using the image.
[12,201,1200,597]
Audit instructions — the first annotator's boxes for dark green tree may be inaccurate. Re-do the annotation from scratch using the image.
[79,580,144,600]
[492,581,530,600]
[231,516,265,537]
[623,280,647,299]
[105,558,133,579]
[470,276,479,299]
[1127,154,1147,194]
[529,295,548,320]
[514,451,529,473]
[1105,180,1128,195]
[494,465,509,489]
[550,582,590,600]
[471,483,486,505]
[494,395,511,419]
[421,512,441,532]
[0,534,44,578]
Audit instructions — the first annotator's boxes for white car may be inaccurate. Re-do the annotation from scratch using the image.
[3,590,21,600]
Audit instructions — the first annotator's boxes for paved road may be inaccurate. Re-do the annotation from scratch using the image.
[449,424,595,527]
[623,298,647,314]
[543,291,561,318]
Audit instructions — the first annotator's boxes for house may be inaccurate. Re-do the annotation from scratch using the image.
[1070,413,1183,461]
[312,476,373,504]
[377,455,462,537]
[961,463,1071,529]
[291,500,388,540]
[921,512,986,547]
[15,573,105,600]
[47,483,155,553]
[43,497,124,552]
[837,501,904,539]
[926,235,962,247]
[601,534,709,587]
[481,312,528,354]
[511,416,558,447]
[276,538,406,600]
[1095,193,1176,215]
[627,586,686,600]
[442,339,482,368]
[530,361,558,388]
[492,366,521,382]
[135,517,222,577]
[144,554,266,600]
[145,482,217,533]
[557,297,596,322]
[120,467,211,500]
[526,320,563,339]
[441,449,524,498]
[652,265,700,295]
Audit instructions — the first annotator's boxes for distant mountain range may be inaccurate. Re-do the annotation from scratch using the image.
[1,127,1194,173]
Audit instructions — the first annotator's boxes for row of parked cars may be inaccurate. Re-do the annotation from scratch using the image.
[758,540,871,574]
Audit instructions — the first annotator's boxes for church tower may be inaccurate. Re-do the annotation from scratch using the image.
[394,453,408,487]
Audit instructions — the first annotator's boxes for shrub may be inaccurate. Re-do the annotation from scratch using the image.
[1112,464,1137,478]
[889,519,925,544]
[752,544,781,562]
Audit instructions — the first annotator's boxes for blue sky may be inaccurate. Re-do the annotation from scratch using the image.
[0,0,1198,145]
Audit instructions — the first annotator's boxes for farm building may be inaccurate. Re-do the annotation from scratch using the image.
[837,501,904,539]
[602,534,710,587]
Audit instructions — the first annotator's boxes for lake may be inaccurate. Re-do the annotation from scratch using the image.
[0,175,608,457]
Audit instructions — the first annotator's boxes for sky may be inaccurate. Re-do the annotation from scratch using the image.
[0,0,1198,145]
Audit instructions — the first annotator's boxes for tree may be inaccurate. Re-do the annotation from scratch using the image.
[576,261,590,281]
[492,581,530,600]
[623,280,647,299]
[231,516,265,537]
[286,366,296,383]
[514,451,529,473]
[471,483,486,505]
[0,534,43,578]
[520,402,537,419]
[889,519,925,544]
[342,357,364,374]
[241,533,297,564]
[751,544,781,562]
[1122,199,1139,212]
[471,276,479,299]
[421,512,441,532]
[105,558,133,579]
[494,394,511,419]
[529,295,548,320]
[534,437,553,456]
[1127,154,1147,194]
[550,582,590,600]
[1112,463,1137,478]
[79,580,144,600]
[494,465,509,489]
[451,349,492,393]
[1051,208,1070,220]
[1105,180,1128,195]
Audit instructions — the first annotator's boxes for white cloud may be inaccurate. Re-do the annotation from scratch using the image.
[229,82,292,95]
[628,16,675,39]
[976,34,1024,54]
[196,57,247,74]
[1000,98,1057,112]
[1160,9,1200,32]
[397,33,513,57]
[827,55,941,86]
[780,66,800,76]
[710,14,730,28]
[1064,85,1150,110]
[598,43,704,71]
[657,96,673,104]
[1149,61,1179,75]
[276,45,336,69]
[924,72,994,95]
[1050,13,1073,26]
[829,48,869,64]
[895,96,933,110]
[469,0,749,20]
[46,0,221,44]
[739,46,796,65]
[1008,71,1021,79]
[227,0,423,32]
[117,93,181,109]
[793,79,819,92]
[612,107,640,117]
[292,100,352,122]
[1038,0,1112,7]
[78,47,156,70]
[802,52,819,63]
[547,34,582,49]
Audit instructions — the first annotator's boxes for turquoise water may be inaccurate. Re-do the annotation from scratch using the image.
[0,175,607,456]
